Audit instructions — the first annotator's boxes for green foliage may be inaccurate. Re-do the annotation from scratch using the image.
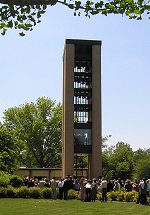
[0,186,144,203]
[107,191,118,201]
[107,190,138,202]
[102,141,150,180]
[97,191,102,201]
[117,192,124,202]
[0,176,9,187]
[16,186,30,198]
[133,157,150,179]
[2,97,62,168]
[133,149,150,179]
[0,4,47,36]
[29,187,41,198]
[123,191,137,202]
[0,127,18,173]
[6,186,17,198]
[41,187,52,199]
[0,187,7,197]
[0,171,10,187]
[9,175,24,188]
[68,189,80,199]
[0,1,150,35]
[102,142,134,179]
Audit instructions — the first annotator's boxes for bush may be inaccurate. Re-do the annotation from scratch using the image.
[97,192,102,201]
[124,191,138,202]
[68,189,80,199]
[6,186,16,198]
[117,191,124,202]
[10,175,24,188]
[107,191,118,201]
[0,187,7,198]
[16,186,30,198]
[41,188,52,199]
[124,192,132,202]
[29,187,41,199]
[0,172,10,187]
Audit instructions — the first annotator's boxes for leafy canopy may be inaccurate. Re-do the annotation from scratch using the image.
[0,126,18,173]
[0,0,150,36]
[2,97,62,168]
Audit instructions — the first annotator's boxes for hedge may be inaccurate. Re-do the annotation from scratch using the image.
[0,187,150,203]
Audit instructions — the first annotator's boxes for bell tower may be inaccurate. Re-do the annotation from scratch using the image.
[62,39,102,179]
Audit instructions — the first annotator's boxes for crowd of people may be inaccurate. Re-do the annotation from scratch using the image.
[23,176,150,205]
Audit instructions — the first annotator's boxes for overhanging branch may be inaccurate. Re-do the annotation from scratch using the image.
[0,0,65,6]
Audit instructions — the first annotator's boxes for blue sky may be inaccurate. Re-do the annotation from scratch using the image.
[0,4,150,151]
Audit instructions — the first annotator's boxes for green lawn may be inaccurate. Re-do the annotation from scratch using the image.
[0,199,149,215]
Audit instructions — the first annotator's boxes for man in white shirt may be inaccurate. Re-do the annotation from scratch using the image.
[101,177,108,202]
[50,177,57,200]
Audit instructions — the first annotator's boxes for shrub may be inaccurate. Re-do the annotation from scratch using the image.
[124,192,132,202]
[124,191,138,202]
[68,189,80,199]
[41,188,52,199]
[97,192,102,201]
[0,187,7,198]
[10,175,24,188]
[107,191,118,201]
[16,186,30,198]
[6,186,16,198]
[0,173,10,187]
[117,191,124,202]
[29,187,41,199]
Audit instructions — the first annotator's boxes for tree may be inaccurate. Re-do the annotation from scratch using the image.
[2,97,62,168]
[133,148,150,179]
[134,157,150,179]
[111,142,134,179]
[102,144,115,179]
[0,0,150,36]
[0,126,18,173]
[102,142,134,179]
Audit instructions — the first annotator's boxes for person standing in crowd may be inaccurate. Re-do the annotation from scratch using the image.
[124,179,132,192]
[38,178,45,188]
[140,178,148,205]
[50,177,57,200]
[23,176,29,186]
[113,179,120,191]
[58,178,64,200]
[91,178,97,202]
[136,178,148,205]
[107,180,113,192]
[68,176,74,190]
[80,178,86,201]
[63,176,70,200]
[132,178,140,192]
[147,179,150,197]
[27,178,35,188]
[118,178,124,188]
[44,179,50,188]
[85,180,92,202]
[74,179,80,191]
[101,177,108,202]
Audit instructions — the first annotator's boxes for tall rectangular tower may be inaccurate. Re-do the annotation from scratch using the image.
[62,39,102,179]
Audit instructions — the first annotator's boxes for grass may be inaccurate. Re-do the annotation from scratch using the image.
[0,199,149,215]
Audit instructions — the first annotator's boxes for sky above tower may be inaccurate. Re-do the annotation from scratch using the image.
[0,5,150,151]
